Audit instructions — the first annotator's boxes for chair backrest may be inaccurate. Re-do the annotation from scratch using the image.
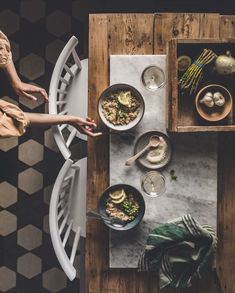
[49,36,88,160]
[49,157,87,281]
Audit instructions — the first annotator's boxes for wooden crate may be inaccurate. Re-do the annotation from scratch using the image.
[167,38,235,132]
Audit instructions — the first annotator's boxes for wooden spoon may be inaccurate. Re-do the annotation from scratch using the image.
[125,135,160,166]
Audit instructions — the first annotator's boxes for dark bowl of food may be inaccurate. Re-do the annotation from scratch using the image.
[98,83,145,131]
[98,184,146,231]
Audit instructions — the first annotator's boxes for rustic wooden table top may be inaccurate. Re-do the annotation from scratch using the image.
[86,13,235,293]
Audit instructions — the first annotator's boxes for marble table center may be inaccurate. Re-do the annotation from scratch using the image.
[109,55,217,268]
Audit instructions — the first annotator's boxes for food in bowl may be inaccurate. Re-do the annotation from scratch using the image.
[98,84,145,132]
[106,188,140,222]
[101,90,141,126]
[146,136,168,164]
[195,84,232,122]
[99,184,145,231]
[199,91,226,108]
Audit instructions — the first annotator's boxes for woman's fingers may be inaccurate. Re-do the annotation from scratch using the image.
[29,85,49,102]
[37,88,48,102]
[85,117,96,127]
[84,128,102,137]
[71,116,101,137]
[77,126,102,137]
[21,90,37,101]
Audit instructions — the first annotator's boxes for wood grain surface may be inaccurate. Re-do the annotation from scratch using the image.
[166,38,235,132]
[86,14,157,293]
[217,15,235,293]
[154,13,220,54]
[86,13,235,293]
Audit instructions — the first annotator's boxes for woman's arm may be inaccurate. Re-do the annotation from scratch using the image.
[1,31,48,101]
[24,113,102,137]
[3,61,48,101]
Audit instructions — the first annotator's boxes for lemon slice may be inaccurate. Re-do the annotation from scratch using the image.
[112,193,126,204]
[177,56,192,72]
[109,188,125,200]
[118,91,132,107]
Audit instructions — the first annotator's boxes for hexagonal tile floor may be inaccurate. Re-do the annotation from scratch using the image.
[0,0,87,291]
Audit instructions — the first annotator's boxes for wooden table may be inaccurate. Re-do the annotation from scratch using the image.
[86,13,235,293]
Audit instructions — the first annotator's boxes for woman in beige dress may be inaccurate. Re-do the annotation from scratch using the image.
[0,31,101,138]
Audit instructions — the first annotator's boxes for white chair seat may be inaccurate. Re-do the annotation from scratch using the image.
[66,59,88,141]
[49,36,88,160]
[49,157,87,281]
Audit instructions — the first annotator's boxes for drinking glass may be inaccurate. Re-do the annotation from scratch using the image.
[141,65,165,91]
[141,171,166,197]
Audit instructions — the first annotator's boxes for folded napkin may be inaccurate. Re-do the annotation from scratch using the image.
[138,214,217,289]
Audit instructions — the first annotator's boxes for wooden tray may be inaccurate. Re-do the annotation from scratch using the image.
[167,38,235,132]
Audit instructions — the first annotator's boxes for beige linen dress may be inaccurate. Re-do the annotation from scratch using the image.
[0,30,29,137]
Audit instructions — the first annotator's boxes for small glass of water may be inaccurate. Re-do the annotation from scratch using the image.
[141,65,165,91]
[141,171,166,197]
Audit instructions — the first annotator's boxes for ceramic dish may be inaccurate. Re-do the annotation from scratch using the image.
[141,65,165,90]
[134,131,172,169]
[98,184,145,231]
[97,83,145,132]
[195,84,232,122]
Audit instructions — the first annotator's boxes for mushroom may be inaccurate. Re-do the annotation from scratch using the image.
[200,92,214,108]
[213,92,225,107]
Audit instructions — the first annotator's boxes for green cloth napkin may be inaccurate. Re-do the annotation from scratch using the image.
[138,214,217,289]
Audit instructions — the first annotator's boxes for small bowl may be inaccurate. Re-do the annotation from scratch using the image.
[98,184,145,231]
[195,84,232,122]
[134,131,172,170]
[98,83,145,131]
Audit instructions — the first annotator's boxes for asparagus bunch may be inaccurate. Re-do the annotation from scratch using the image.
[179,49,217,95]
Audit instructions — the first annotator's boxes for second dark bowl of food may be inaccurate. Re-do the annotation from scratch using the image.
[98,83,145,131]
[99,184,146,231]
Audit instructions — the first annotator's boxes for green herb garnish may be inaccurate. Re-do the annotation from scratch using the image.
[170,169,177,181]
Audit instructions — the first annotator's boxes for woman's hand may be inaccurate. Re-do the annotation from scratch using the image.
[69,116,102,137]
[13,81,48,102]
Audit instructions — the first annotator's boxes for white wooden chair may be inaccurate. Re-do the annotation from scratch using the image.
[49,157,87,282]
[49,36,88,160]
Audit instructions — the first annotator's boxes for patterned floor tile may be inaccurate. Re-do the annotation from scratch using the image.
[46,39,66,64]
[44,128,59,152]
[0,182,17,208]
[19,53,45,81]
[0,137,18,152]
[43,267,67,292]
[18,168,43,195]
[17,225,42,251]
[0,211,17,236]
[19,139,43,166]
[20,0,45,23]
[0,9,19,35]
[46,10,71,37]
[1,96,19,106]
[0,266,16,292]
[17,252,42,279]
